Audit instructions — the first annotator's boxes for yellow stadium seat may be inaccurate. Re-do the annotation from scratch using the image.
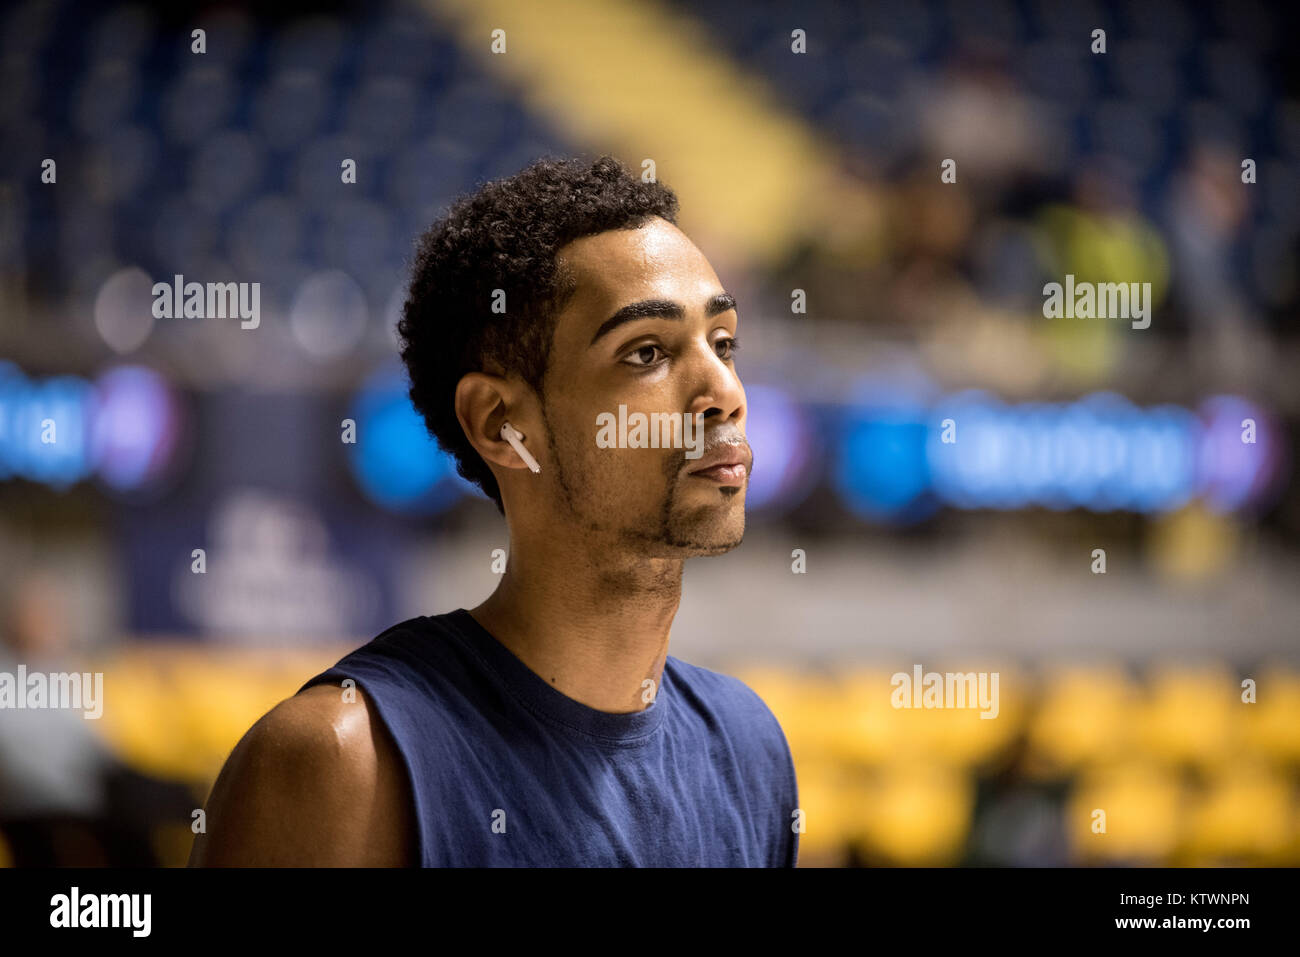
[1026,663,1137,777]
[1069,761,1185,863]
[1132,664,1240,770]
[787,758,852,864]
[1239,665,1300,764]
[850,761,973,866]
[1183,763,1297,864]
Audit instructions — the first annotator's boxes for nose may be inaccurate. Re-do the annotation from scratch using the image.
[686,339,745,434]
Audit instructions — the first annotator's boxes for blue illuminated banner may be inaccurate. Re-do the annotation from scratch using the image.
[0,362,182,492]
[830,388,1283,521]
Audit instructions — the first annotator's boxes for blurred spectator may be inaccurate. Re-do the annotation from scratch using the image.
[0,571,190,866]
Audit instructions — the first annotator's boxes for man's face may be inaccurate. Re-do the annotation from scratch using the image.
[536,216,751,557]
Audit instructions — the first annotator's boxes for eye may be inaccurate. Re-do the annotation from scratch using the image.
[716,336,740,360]
[622,343,666,367]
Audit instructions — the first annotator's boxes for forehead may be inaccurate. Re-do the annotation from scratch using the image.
[554,217,721,327]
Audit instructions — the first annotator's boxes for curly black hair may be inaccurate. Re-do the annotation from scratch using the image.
[397,154,680,512]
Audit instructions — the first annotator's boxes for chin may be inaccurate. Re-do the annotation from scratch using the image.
[665,498,746,556]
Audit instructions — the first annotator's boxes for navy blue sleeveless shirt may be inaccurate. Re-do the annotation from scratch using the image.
[297,609,799,867]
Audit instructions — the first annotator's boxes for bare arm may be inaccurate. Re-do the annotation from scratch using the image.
[188,682,416,867]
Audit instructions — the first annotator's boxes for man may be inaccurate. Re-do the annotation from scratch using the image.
[189,155,799,867]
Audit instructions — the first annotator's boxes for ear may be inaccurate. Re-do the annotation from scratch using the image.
[454,372,542,472]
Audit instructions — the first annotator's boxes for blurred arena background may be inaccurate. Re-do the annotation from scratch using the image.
[1,0,1298,867]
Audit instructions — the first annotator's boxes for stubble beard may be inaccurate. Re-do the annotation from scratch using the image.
[542,404,747,557]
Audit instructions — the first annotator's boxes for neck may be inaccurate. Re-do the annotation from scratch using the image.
[467,523,683,714]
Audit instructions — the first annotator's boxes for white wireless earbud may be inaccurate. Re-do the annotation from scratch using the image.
[500,421,541,473]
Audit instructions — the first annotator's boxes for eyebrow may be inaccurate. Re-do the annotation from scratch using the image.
[588,292,737,347]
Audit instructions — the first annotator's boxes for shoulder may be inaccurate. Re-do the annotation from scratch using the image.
[669,659,801,865]
[329,613,476,691]
[249,681,394,772]
[188,681,415,866]
[668,657,791,755]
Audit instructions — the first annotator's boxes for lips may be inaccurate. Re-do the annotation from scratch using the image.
[686,442,750,486]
